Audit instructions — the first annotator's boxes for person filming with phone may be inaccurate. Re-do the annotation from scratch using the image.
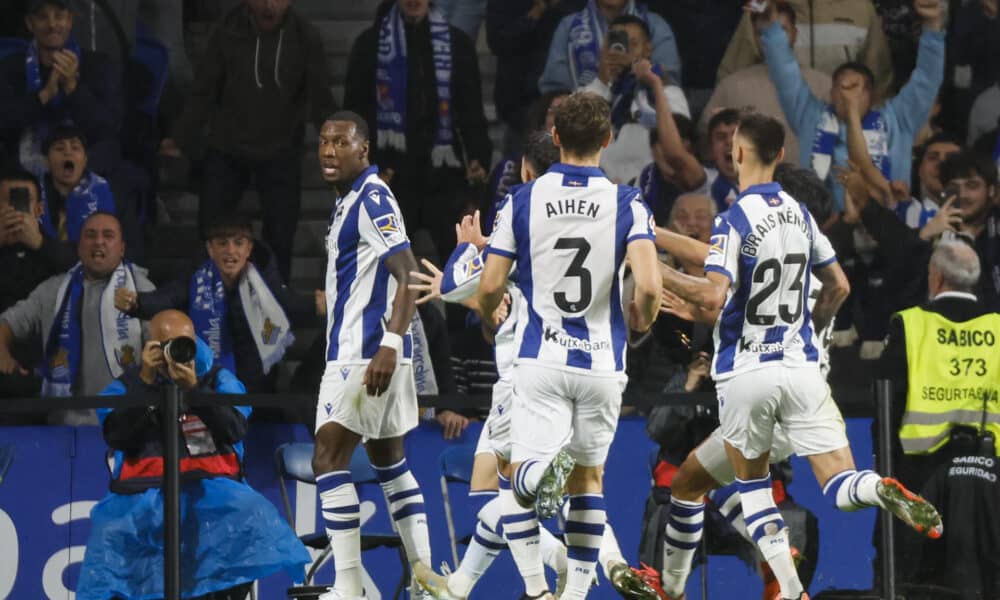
[76,309,309,600]
[0,166,78,314]
[581,15,691,184]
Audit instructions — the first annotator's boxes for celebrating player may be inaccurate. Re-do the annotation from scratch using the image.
[477,91,662,599]
[657,112,943,600]
[310,111,435,600]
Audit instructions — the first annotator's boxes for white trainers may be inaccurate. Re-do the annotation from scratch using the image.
[317,588,365,600]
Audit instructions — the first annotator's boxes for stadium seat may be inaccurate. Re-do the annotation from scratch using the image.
[438,444,477,568]
[274,442,410,600]
[0,444,12,486]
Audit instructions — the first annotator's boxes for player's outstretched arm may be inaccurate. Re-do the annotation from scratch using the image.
[626,238,661,332]
[365,248,420,396]
[811,260,850,334]
[477,253,514,323]
[654,226,710,267]
[659,266,729,324]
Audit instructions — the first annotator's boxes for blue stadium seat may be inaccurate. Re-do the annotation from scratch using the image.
[274,442,410,600]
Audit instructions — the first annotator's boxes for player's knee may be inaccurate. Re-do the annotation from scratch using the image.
[671,456,713,500]
[365,437,405,468]
[312,427,358,476]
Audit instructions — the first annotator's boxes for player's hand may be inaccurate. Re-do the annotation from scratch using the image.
[436,409,470,440]
[632,59,662,89]
[115,288,138,314]
[660,288,697,322]
[166,356,198,391]
[914,0,943,30]
[0,349,28,375]
[466,160,487,185]
[491,293,511,329]
[314,289,326,316]
[139,340,165,384]
[919,195,962,240]
[409,258,444,305]
[456,210,488,250]
[364,346,397,396]
[685,351,711,392]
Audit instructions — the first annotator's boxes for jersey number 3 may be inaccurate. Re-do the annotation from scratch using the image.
[747,253,808,326]
[554,237,592,313]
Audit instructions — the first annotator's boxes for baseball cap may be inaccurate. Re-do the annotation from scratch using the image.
[27,0,71,14]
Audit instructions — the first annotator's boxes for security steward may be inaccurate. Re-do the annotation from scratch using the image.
[879,239,1000,585]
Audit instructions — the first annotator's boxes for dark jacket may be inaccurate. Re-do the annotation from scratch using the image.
[171,5,336,160]
[879,294,993,490]
[0,47,122,171]
[860,200,1000,312]
[131,245,315,392]
[485,0,581,126]
[0,236,76,313]
[646,0,744,90]
[100,339,249,494]
[343,16,492,173]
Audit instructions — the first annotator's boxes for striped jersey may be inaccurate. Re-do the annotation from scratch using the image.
[324,165,413,363]
[440,241,523,382]
[486,163,656,374]
[705,182,836,379]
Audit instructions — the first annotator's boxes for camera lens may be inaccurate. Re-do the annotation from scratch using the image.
[164,337,196,363]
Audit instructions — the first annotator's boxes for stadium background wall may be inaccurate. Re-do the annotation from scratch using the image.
[0,418,877,599]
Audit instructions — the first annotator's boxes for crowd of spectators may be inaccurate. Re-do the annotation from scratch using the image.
[0,0,996,428]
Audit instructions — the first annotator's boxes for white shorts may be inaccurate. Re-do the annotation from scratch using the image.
[315,361,418,440]
[475,378,514,460]
[509,363,627,467]
[716,367,849,461]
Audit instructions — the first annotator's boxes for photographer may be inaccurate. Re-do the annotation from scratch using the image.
[76,309,309,600]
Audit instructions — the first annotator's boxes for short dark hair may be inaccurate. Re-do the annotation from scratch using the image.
[650,112,695,147]
[527,89,571,132]
[327,110,370,142]
[939,150,998,187]
[204,214,254,242]
[43,124,87,155]
[1,165,40,192]
[832,61,875,91]
[609,15,651,42]
[922,131,963,151]
[707,108,741,138]
[523,131,560,175]
[774,163,833,224]
[553,91,611,158]
[81,210,121,233]
[753,1,796,25]
[737,111,785,165]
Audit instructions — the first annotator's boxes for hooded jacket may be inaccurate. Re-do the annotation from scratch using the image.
[171,4,335,160]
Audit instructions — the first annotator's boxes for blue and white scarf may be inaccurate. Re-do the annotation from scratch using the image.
[376,5,460,168]
[637,162,666,220]
[42,261,141,397]
[22,38,82,176]
[811,107,890,183]
[610,63,662,132]
[410,310,437,396]
[190,261,294,375]
[39,171,115,242]
[568,0,648,89]
[486,156,520,234]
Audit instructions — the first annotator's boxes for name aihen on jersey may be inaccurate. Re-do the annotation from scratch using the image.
[485,164,655,374]
[324,165,414,363]
[704,183,836,379]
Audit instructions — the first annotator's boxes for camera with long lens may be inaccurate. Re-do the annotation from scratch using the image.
[161,337,196,363]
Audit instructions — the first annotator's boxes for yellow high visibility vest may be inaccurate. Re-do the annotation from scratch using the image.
[898,306,1000,455]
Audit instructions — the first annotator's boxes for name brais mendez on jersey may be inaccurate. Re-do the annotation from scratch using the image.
[739,202,811,257]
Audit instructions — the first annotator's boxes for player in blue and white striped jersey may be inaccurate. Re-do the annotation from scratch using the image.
[309,111,437,600]
[410,132,659,600]
[658,113,942,600]
[478,92,662,600]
